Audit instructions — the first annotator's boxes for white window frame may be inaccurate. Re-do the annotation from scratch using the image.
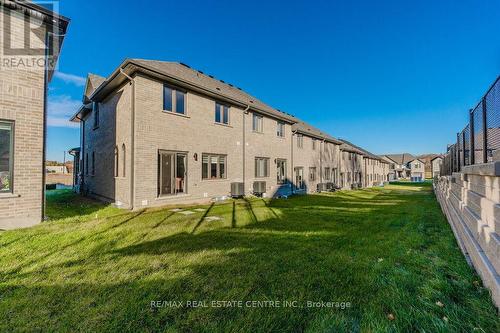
[202,153,227,180]
[252,113,263,133]
[255,157,269,178]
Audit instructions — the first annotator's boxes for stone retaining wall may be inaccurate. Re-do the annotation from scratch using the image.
[434,162,500,308]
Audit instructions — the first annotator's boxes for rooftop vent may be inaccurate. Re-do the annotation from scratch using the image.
[216,87,221,91]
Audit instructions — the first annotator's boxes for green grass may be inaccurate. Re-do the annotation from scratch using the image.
[0,184,498,332]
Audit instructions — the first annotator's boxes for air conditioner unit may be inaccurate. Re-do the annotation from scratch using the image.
[231,182,244,198]
[326,182,335,191]
[317,183,328,192]
[253,181,266,196]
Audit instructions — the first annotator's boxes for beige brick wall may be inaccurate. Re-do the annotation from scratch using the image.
[0,9,47,228]
[133,74,246,207]
[82,82,132,206]
[340,151,363,189]
[292,135,322,193]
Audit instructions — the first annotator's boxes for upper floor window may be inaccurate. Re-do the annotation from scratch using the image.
[202,154,226,179]
[312,139,316,150]
[163,84,186,114]
[0,121,13,193]
[255,157,269,178]
[215,102,229,125]
[252,113,263,132]
[277,121,285,137]
[297,134,303,148]
[93,102,99,129]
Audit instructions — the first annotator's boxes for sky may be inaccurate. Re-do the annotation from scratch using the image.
[46,0,500,162]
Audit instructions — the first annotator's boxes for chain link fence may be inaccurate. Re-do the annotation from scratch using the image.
[441,76,500,176]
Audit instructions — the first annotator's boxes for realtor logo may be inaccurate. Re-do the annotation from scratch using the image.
[0,0,62,70]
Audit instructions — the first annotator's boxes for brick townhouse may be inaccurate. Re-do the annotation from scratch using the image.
[70,59,389,209]
[0,1,69,229]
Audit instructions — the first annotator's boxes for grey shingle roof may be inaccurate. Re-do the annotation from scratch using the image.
[291,121,341,144]
[130,59,298,123]
[383,153,416,165]
[339,139,384,161]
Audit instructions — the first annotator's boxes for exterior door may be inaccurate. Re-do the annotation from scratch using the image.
[295,167,304,189]
[277,159,287,184]
[159,151,187,196]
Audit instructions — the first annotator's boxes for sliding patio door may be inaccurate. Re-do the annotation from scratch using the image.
[159,151,187,196]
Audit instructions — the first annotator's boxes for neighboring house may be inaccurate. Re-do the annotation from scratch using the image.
[431,156,443,178]
[70,59,388,209]
[339,141,364,190]
[0,2,69,229]
[291,121,341,193]
[339,139,389,188]
[416,153,440,178]
[380,153,416,179]
[380,155,397,181]
[408,159,425,182]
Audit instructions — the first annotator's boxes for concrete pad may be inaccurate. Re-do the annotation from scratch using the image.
[170,208,183,212]
[204,216,221,221]
[179,210,195,215]
[193,208,206,212]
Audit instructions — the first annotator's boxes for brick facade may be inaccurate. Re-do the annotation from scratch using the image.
[74,60,389,210]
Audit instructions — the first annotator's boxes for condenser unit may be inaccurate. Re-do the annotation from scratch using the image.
[253,181,266,196]
[317,183,328,192]
[231,182,244,198]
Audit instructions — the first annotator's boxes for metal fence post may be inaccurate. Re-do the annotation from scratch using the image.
[462,131,466,167]
[470,109,475,165]
[482,98,488,163]
[456,133,461,171]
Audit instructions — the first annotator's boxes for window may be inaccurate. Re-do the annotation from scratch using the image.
[312,139,316,150]
[93,102,99,129]
[163,84,186,114]
[277,121,285,137]
[0,122,13,193]
[255,157,269,178]
[277,159,287,184]
[91,152,95,176]
[202,154,226,179]
[324,167,331,181]
[85,152,88,175]
[114,146,119,177]
[215,102,229,125]
[297,134,303,148]
[252,113,263,132]
[309,167,316,181]
[121,144,126,177]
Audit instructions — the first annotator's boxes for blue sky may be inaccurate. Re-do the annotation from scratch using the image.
[46,0,500,162]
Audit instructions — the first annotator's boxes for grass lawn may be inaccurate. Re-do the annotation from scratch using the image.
[0,183,498,332]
